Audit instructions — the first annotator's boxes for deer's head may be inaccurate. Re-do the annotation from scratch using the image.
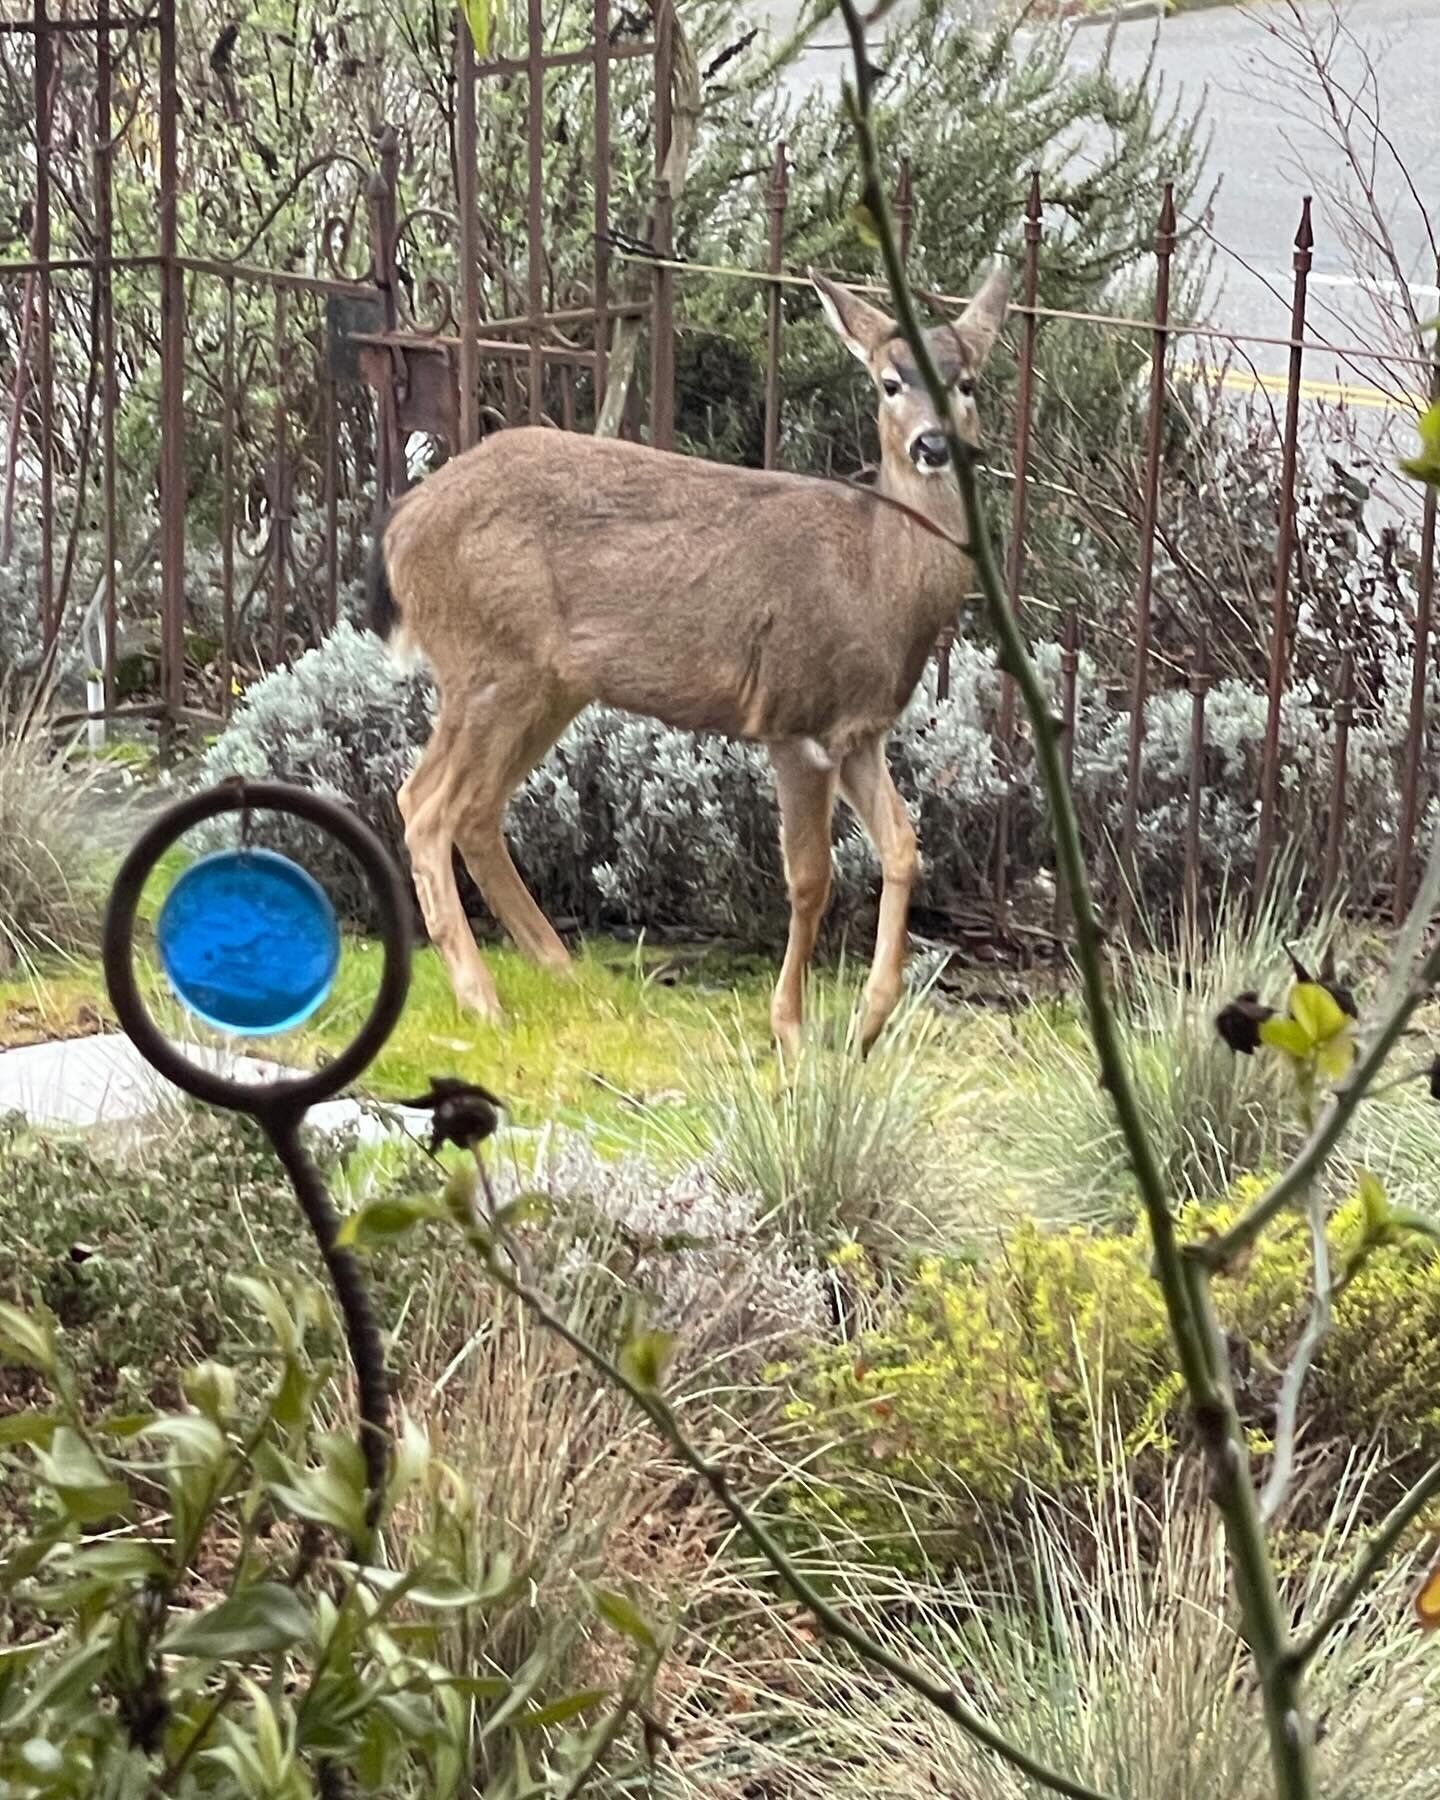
[811,264,1011,483]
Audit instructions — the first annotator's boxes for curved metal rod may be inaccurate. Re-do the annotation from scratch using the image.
[229,152,375,266]
[103,780,410,1114]
[102,780,413,1544]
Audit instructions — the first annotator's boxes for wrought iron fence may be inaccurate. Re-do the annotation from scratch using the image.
[2,0,1438,932]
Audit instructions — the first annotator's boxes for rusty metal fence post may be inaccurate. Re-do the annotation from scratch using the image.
[220,278,236,712]
[456,16,480,452]
[992,171,1043,914]
[650,179,675,450]
[1255,197,1313,894]
[270,287,290,663]
[894,156,914,266]
[1052,605,1081,938]
[96,0,118,713]
[1118,182,1176,910]
[649,0,676,450]
[157,0,187,716]
[593,0,612,413]
[367,130,404,504]
[763,141,789,470]
[526,0,546,425]
[33,0,54,653]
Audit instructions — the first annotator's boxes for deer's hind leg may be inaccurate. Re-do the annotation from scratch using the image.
[448,681,580,974]
[839,734,917,1055]
[769,740,839,1061]
[399,711,504,1021]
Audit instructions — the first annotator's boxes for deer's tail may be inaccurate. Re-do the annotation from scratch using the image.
[366,508,401,644]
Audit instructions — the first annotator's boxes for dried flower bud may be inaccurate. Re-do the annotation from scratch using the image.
[1215,992,1275,1056]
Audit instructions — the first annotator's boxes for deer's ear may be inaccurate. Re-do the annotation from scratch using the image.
[952,261,1011,368]
[810,269,893,365]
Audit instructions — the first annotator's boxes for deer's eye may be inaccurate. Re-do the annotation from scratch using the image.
[881,375,903,399]
[957,376,976,399]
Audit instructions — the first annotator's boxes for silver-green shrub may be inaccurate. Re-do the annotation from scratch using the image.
[202,619,1425,937]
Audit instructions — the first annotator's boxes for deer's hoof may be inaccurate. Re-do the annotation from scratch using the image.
[772,1014,803,1065]
[455,980,506,1026]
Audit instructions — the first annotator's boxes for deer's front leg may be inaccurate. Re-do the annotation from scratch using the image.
[769,742,838,1061]
[840,735,917,1054]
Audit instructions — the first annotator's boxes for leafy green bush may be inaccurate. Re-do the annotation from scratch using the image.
[0,1273,660,1799]
[0,1110,828,1406]
[775,1184,1440,1570]
[0,1114,350,1403]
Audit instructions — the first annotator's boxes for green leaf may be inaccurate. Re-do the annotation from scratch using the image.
[494,1191,551,1231]
[619,1330,674,1394]
[1290,981,1349,1045]
[64,1539,169,1585]
[230,1275,300,1355]
[97,1411,158,1440]
[0,1410,60,1448]
[461,0,493,55]
[1315,1034,1356,1082]
[337,1194,444,1250]
[1401,399,1440,488]
[516,1688,609,1730]
[166,1582,311,1660]
[184,1360,238,1424]
[1259,1016,1312,1060]
[442,1162,479,1226]
[1390,1206,1440,1246]
[405,1573,489,1609]
[139,1414,228,1467]
[35,1427,132,1525]
[0,1300,57,1374]
[847,201,880,248]
[434,1674,512,1701]
[592,1587,659,1652]
[1356,1168,1392,1241]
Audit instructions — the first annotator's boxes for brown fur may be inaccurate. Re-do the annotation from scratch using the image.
[379,266,1010,1053]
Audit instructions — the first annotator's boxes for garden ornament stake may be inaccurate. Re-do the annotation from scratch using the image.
[102,779,412,1547]
[366,258,1008,1061]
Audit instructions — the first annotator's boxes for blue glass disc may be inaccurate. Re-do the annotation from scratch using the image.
[155,848,341,1036]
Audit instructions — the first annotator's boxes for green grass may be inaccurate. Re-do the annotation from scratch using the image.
[292,935,778,1134]
[0,927,808,1144]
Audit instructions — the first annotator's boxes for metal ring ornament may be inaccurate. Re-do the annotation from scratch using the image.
[103,780,411,1120]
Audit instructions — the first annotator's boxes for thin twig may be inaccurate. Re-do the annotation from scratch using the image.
[1293,1456,1440,1668]
[1259,1188,1332,1525]
[475,1224,1116,1800]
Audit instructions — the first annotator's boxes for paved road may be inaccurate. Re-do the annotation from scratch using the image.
[1066,0,1438,407]
[752,0,1438,416]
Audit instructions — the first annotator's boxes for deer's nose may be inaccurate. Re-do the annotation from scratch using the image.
[911,431,950,470]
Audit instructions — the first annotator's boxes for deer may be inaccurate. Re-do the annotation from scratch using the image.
[367,262,1010,1058]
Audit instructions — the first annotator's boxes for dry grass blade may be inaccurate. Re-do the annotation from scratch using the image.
[662,1450,1440,1800]
[656,967,954,1257]
[0,675,109,979]
[976,870,1351,1223]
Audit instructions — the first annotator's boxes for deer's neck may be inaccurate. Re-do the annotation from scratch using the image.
[875,462,972,633]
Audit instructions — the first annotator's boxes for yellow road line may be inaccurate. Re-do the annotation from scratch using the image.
[1176,360,1422,413]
